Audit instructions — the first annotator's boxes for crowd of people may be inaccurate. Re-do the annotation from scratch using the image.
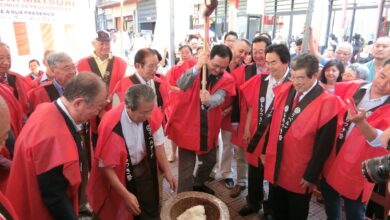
[0,26,389,220]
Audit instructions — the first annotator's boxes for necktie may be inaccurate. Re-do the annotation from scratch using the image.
[0,73,6,83]
[78,126,90,207]
[292,92,302,108]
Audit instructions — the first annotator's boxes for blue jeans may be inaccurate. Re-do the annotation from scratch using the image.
[320,178,366,220]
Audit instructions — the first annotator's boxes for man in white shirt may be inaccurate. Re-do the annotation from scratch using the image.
[88,84,175,220]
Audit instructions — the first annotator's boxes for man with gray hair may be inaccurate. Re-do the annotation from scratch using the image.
[28,51,76,112]
[7,71,107,220]
[342,63,369,81]
[308,28,353,67]
[88,84,175,220]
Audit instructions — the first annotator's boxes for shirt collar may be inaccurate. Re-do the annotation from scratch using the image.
[121,106,141,125]
[134,71,149,85]
[265,67,290,86]
[56,98,83,131]
[256,64,268,73]
[302,80,318,96]
[361,83,390,102]
[92,52,113,62]
[40,72,48,82]
[53,79,64,95]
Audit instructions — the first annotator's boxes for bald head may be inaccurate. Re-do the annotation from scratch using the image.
[62,71,107,124]
[0,96,10,148]
[63,71,106,103]
[231,39,251,64]
[373,37,390,61]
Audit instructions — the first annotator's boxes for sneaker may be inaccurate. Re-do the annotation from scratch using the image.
[230,184,246,198]
[193,184,215,195]
[262,212,275,220]
[238,205,259,216]
[207,171,216,182]
[224,178,234,189]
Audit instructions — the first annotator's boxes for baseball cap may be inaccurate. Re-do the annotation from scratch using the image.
[95,30,111,41]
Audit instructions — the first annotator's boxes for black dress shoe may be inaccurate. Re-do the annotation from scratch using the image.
[238,205,259,216]
[193,184,215,195]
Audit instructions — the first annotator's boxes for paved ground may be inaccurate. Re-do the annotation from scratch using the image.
[80,139,329,219]
[161,140,328,220]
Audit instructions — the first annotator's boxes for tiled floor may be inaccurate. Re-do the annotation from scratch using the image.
[161,140,328,220]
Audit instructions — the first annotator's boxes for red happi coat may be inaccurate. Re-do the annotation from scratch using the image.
[23,71,44,91]
[166,71,236,152]
[0,85,23,193]
[324,81,390,202]
[240,73,271,167]
[87,103,162,220]
[27,81,60,112]
[264,82,344,194]
[113,75,170,115]
[167,59,198,87]
[166,59,197,117]
[322,80,364,177]
[220,65,243,132]
[6,103,82,220]
[0,192,19,220]
[2,72,29,115]
[230,64,259,147]
[77,56,126,95]
[0,85,23,138]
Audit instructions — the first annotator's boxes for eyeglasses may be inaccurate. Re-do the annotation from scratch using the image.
[57,64,77,72]
[252,50,265,55]
[142,63,159,69]
[290,76,307,83]
[335,50,351,56]
[266,61,279,67]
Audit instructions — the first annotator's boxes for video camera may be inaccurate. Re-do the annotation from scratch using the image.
[361,143,390,183]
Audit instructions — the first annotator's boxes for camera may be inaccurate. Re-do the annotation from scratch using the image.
[362,154,390,183]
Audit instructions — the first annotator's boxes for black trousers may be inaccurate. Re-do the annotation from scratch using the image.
[246,159,264,210]
[273,185,312,220]
[133,159,159,220]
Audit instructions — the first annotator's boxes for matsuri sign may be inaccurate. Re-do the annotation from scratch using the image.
[0,0,84,23]
[0,0,96,75]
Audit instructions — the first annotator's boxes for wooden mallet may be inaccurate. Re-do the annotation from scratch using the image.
[201,0,218,92]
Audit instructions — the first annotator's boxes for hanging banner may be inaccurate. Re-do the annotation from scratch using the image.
[0,0,96,75]
[0,0,87,23]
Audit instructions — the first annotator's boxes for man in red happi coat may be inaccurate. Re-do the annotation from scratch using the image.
[166,45,236,194]
[88,85,175,220]
[321,59,390,220]
[6,72,107,220]
[264,54,344,220]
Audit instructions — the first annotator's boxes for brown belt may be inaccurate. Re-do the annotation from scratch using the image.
[132,157,150,178]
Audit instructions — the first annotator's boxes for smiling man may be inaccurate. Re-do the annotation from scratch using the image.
[113,48,169,113]
[264,53,344,220]
[77,30,126,96]
[0,43,29,115]
[28,52,77,112]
